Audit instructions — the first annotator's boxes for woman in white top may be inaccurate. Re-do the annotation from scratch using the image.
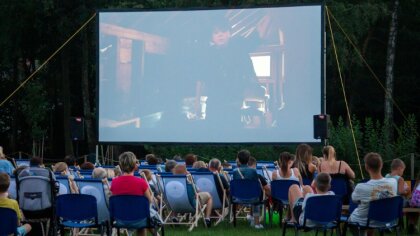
[272,152,302,186]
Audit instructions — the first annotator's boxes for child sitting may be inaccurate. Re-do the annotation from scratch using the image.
[385,159,410,199]
[288,172,334,226]
[0,172,32,235]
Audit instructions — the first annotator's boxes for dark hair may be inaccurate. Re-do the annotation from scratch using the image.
[30,156,43,166]
[237,149,251,165]
[0,172,10,193]
[315,172,331,192]
[64,155,76,166]
[248,156,257,167]
[390,158,405,170]
[209,158,221,170]
[295,144,313,176]
[184,153,197,166]
[146,154,159,165]
[165,160,177,172]
[80,162,95,170]
[279,152,295,176]
[364,152,382,173]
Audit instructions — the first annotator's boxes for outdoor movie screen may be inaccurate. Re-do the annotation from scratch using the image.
[98,4,323,143]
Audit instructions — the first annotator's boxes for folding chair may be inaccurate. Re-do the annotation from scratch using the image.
[74,178,110,232]
[0,207,18,236]
[109,195,164,236]
[230,179,265,227]
[192,172,228,225]
[330,177,348,202]
[56,176,71,196]
[159,174,207,231]
[270,180,300,226]
[345,196,403,236]
[56,194,105,236]
[282,195,342,236]
[8,176,17,200]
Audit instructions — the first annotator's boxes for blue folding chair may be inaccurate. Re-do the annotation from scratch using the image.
[56,194,105,236]
[270,180,300,226]
[0,207,18,236]
[230,179,265,227]
[109,195,164,236]
[345,196,403,236]
[8,176,17,200]
[330,177,348,200]
[282,195,342,236]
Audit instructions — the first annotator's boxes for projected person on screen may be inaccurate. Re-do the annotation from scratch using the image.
[201,15,269,129]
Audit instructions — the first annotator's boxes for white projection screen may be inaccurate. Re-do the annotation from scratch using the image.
[98,4,324,143]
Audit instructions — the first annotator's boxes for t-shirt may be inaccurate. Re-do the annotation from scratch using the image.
[233,167,258,180]
[299,191,335,227]
[110,175,148,196]
[0,197,22,222]
[349,178,398,226]
[0,159,15,175]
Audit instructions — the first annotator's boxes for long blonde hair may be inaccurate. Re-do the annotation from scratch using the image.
[322,146,336,161]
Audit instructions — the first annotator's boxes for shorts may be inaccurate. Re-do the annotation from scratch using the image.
[198,192,211,205]
[17,226,28,236]
[293,198,304,220]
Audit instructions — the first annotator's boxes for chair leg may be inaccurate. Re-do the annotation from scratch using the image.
[233,204,237,227]
[323,229,327,236]
[396,226,400,236]
[282,221,287,236]
[315,229,319,236]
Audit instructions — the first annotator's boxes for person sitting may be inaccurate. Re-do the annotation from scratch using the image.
[80,161,95,171]
[110,152,153,236]
[0,146,15,175]
[272,152,302,185]
[145,154,159,165]
[0,173,32,236]
[293,144,317,181]
[172,164,213,227]
[165,160,177,173]
[385,158,410,198]
[184,153,197,167]
[92,167,111,205]
[348,152,398,236]
[232,149,265,229]
[54,162,79,193]
[208,158,229,196]
[288,173,334,227]
[192,161,209,172]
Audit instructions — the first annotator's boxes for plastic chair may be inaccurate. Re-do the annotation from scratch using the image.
[345,196,403,236]
[270,180,300,226]
[230,179,265,227]
[0,207,18,236]
[109,195,164,236]
[282,195,342,236]
[330,177,348,198]
[56,194,104,236]
[55,176,71,196]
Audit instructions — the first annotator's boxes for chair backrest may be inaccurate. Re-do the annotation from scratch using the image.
[191,172,223,209]
[302,178,312,186]
[56,194,98,223]
[367,196,403,227]
[160,174,196,213]
[0,207,18,236]
[17,175,53,211]
[230,179,262,203]
[55,176,71,195]
[303,195,342,226]
[8,176,17,200]
[330,177,348,197]
[109,195,150,223]
[271,180,300,204]
[74,178,109,223]
[15,159,30,167]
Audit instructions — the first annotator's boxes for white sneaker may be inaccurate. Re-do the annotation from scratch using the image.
[254,224,264,229]
[246,214,255,226]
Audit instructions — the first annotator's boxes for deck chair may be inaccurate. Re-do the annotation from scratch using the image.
[192,172,228,225]
[0,207,18,236]
[282,195,343,236]
[16,167,57,236]
[56,176,71,196]
[8,176,17,200]
[158,174,207,231]
[74,178,110,232]
[270,180,300,226]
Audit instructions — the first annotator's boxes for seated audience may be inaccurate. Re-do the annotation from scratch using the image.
[248,156,271,196]
[172,164,213,227]
[92,167,111,205]
[233,149,264,229]
[208,158,229,195]
[293,144,317,181]
[348,152,398,236]
[0,146,15,175]
[113,165,122,177]
[272,151,302,185]
[80,161,95,170]
[408,172,420,233]
[288,173,334,227]
[385,158,410,198]
[184,153,197,166]
[165,160,177,173]
[145,154,159,165]
[192,161,208,171]
[0,173,32,235]
[110,152,152,236]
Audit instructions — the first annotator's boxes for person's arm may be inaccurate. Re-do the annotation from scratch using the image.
[308,163,317,174]
[343,161,356,179]
[351,185,362,203]
[144,188,154,205]
[272,170,278,180]
[294,168,303,186]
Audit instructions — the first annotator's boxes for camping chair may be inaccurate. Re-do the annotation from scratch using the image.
[270,179,300,226]
[230,179,265,227]
[74,178,110,234]
[330,177,348,202]
[56,176,71,195]
[0,207,18,236]
[344,196,403,236]
[8,176,17,200]
[192,172,228,225]
[109,195,164,236]
[282,195,343,236]
[158,174,207,231]
[56,194,105,236]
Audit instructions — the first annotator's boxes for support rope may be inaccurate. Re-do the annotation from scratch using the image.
[326,6,364,179]
[0,12,97,108]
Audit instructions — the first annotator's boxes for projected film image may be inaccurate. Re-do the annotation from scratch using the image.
[98,6,322,143]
